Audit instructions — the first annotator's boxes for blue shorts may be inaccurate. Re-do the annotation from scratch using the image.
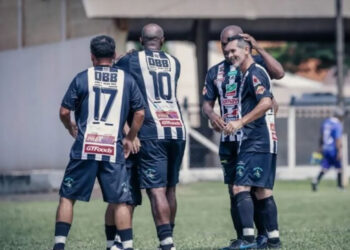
[59,159,132,203]
[219,141,239,185]
[139,139,186,189]
[321,151,341,169]
[235,152,277,189]
[126,154,142,206]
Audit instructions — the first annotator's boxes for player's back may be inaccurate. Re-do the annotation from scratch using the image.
[116,49,186,141]
[321,117,342,153]
[62,66,140,163]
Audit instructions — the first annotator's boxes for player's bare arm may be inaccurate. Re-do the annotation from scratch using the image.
[224,97,272,134]
[336,137,343,160]
[59,106,77,138]
[123,109,145,158]
[123,123,141,154]
[272,97,279,115]
[240,33,284,80]
[202,100,226,131]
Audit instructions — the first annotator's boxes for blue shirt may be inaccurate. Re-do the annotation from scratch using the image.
[61,66,145,163]
[321,117,342,155]
[239,63,277,154]
[115,49,186,140]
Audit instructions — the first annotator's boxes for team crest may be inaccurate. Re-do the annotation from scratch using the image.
[63,177,74,188]
[255,85,266,95]
[236,165,245,177]
[253,167,263,179]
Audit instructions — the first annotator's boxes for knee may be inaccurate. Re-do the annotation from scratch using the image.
[59,197,75,206]
[233,185,250,195]
[254,188,272,200]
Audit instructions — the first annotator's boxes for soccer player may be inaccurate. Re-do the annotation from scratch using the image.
[223,36,281,249]
[106,23,186,250]
[202,25,283,249]
[52,35,145,250]
[312,108,345,191]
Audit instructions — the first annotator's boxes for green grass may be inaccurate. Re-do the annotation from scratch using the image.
[1,180,350,249]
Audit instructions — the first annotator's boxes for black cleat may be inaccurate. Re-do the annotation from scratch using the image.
[267,239,281,249]
[220,239,257,250]
[311,182,317,192]
[255,235,268,249]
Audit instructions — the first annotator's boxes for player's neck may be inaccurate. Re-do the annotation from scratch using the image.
[240,55,254,74]
[93,58,113,67]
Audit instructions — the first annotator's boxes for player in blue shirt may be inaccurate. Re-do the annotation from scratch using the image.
[222,36,281,249]
[105,24,185,250]
[312,108,344,191]
[52,35,145,250]
[202,25,283,250]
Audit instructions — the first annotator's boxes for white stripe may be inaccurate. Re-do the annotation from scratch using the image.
[55,236,66,244]
[122,239,133,249]
[107,240,114,248]
[160,236,174,245]
[268,230,280,238]
[243,228,255,236]
[167,54,179,139]
[139,51,164,139]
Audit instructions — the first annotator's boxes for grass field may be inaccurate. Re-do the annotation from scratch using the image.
[1,180,350,250]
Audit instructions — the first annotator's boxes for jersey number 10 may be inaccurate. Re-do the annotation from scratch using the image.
[149,71,172,100]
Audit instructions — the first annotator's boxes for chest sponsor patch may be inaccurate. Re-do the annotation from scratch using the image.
[156,111,179,119]
[225,83,237,96]
[222,98,239,106]
[84,144,114,156]
[85,134,115,145]
[160,119,183,127]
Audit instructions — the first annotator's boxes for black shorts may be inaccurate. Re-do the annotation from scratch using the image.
[235,152,277,189]
[138,139,186,189]
[126,154,142,206]
[219,141,239,185]
[59,159,132,203]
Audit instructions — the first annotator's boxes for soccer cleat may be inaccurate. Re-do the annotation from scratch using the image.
[255,235,268,249]
[157,244,176,250]
[110,241,124,250]
[267,239,281,249]
[311,182,317,192]
[220,239,257,250]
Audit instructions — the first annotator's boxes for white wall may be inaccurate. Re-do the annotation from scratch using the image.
[0,37,93,170]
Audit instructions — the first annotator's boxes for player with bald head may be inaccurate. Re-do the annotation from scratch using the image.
[107,23,185,250]
[202,25,284,249]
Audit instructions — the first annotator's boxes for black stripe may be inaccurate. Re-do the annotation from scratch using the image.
[164,127,171,138]
[87,154,95,160]
[102,155,110,161]
[176,127,183,139]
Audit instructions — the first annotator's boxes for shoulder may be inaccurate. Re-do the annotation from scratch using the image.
[249,64,269,81]
[165,52,180,64]
[207,60,226,77]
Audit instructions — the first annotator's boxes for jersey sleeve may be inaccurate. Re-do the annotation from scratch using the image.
[115,54,131,72]
[61,76,79,110]
[334,122,343,139]
[249,68,273,102]
[203,68,217,101]
[129,76,145,112]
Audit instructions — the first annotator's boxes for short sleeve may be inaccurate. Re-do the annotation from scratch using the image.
[129,77,145,112]
[61,77,79,110]
[115,54,131,72]
[250,68,273,102]
[334,122,343,139]
[203,69,217,101]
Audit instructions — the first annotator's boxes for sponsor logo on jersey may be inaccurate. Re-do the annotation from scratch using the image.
[253,167,263,179]
[84,144,114,155]
[86,134,115,145]
[224,109,239,118]
[225,83,237,96]
[156,111,179,119]
[160,119,183,127]
[255,85,266,95]
[222,98,239,106]
[217,64,225,79]
[252,75,261,87]
[146,56,171,72]
[228,69,238,77]
[270,123,278,141]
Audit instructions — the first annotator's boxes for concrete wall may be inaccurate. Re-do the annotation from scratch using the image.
[0,37,92,171]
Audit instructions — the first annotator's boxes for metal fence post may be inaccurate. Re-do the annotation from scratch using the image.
[288,106,296,171]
